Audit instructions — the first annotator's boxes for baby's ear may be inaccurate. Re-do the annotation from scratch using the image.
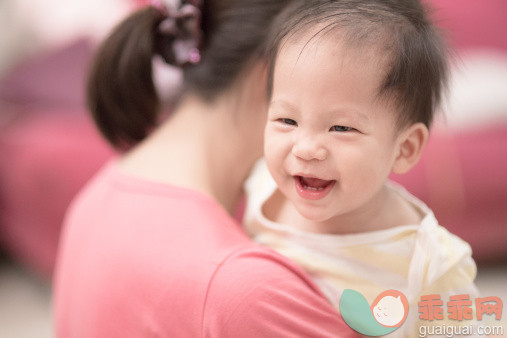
[391,123,429,174]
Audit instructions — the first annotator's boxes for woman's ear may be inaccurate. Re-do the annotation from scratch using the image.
[391,123,429,174]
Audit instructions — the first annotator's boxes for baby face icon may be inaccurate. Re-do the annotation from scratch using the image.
[371,290,409,327]
[340,288,409,336]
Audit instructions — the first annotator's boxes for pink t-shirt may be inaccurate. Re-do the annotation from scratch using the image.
[53,160,357,337]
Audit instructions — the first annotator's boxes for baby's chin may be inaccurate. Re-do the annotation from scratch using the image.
[292,203,337,227]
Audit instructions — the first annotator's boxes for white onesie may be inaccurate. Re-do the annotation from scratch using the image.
[244,160,480,337]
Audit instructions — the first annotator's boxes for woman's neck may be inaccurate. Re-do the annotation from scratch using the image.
[119,94,261,214]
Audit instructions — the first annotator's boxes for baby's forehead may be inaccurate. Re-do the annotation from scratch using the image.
[267,0,446,130]
[278,23,392,67]
[272,28,404,128]
[276,26,392,92]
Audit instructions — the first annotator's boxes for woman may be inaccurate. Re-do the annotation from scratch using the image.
[53,1,356,336]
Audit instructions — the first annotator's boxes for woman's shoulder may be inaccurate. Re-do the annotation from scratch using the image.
[66,158,231,223]
[62,160,356,336]
[202,245,357,337]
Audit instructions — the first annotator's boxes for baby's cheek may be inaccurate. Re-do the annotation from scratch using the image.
[264,127,280,151]
[265,134,288,161]
[264,144,279,170]
[263,135,276,160]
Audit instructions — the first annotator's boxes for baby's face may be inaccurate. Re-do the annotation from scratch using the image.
[264,30,405,227]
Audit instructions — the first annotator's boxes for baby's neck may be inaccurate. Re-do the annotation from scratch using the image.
[264,184,423,235]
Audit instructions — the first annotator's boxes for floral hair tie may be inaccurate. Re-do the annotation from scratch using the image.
[151,0,203,67]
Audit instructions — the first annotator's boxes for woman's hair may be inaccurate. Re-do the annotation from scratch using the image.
[88,0,291,148]
[267,0,449,130]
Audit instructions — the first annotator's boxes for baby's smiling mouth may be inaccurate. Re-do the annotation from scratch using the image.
[293,175,336,200]
[297,176,335,191]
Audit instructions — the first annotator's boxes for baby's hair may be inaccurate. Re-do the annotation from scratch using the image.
[87,0,291,149]
[267,0,449,130]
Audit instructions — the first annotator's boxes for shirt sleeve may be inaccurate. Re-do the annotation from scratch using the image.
[202,247,359,338]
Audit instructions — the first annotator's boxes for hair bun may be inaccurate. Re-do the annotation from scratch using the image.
[152,0,202,67]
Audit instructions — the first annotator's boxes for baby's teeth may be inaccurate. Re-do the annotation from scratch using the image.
[303,185,324,191]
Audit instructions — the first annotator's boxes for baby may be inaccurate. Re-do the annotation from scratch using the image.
[244,0,479,336]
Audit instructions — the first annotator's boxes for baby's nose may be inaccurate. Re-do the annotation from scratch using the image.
[291,137,327,161]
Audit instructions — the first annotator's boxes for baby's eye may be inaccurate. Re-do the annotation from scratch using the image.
[278,118,298,126]
[330,125,352,132]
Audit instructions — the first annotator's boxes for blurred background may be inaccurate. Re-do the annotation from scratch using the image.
[0,0,506,337]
